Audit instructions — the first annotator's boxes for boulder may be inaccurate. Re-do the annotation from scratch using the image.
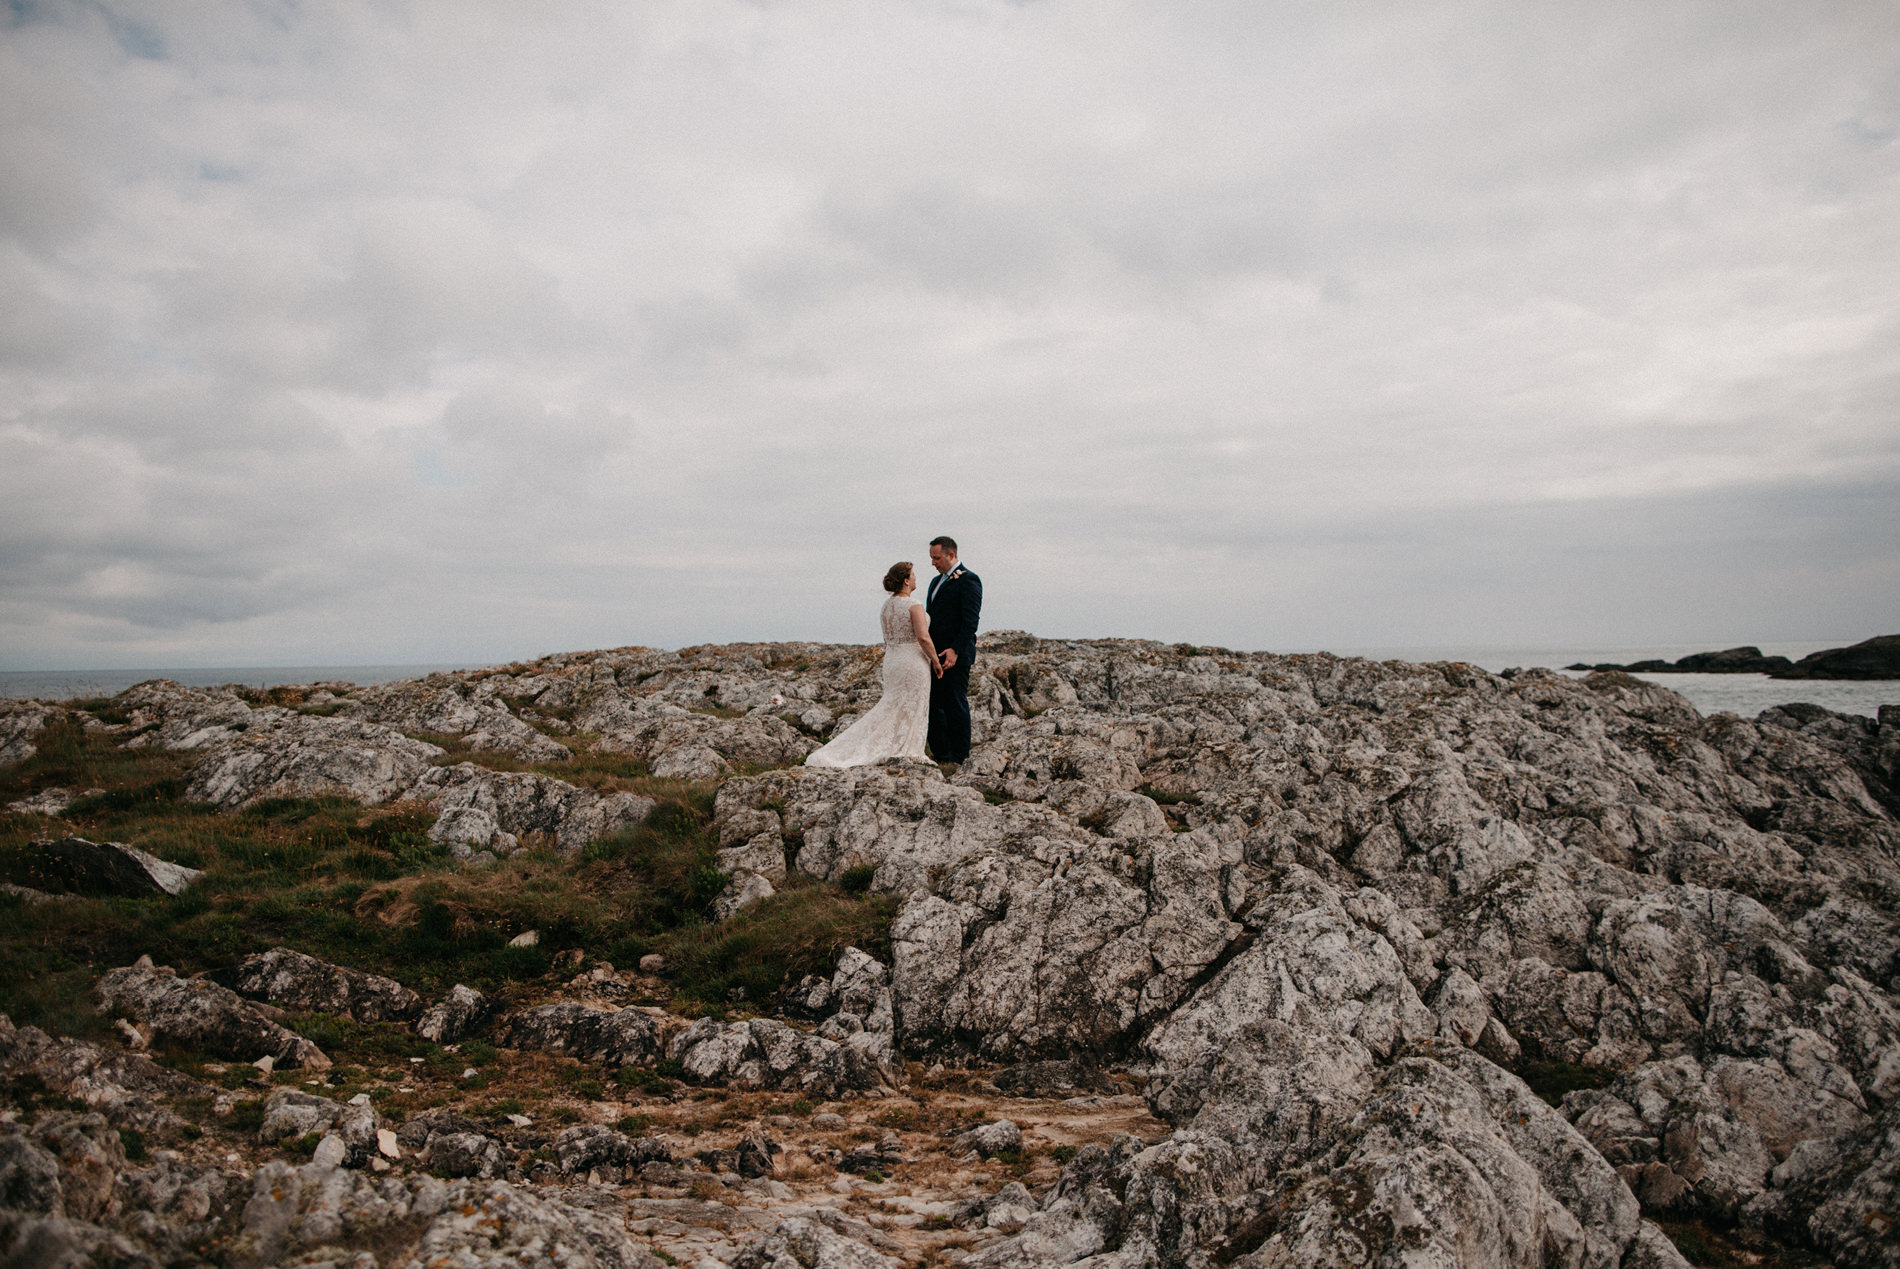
[954,1120,1023,1159]
[551,1124,670,1174]
[419,1131,506,1179]
[93,963,329,1070]
[232,947,420,1023]
[226,1162,660,1269]
[22,838,203,898]
[0,703,53,766]
[410,762,655,856]
[733,1216,896,1269]
[0,1012,215,1134]
[668,1017,891,1098]
[257,1089,379,1167]
[498,1002,671,1066]
[416,983,496,1043]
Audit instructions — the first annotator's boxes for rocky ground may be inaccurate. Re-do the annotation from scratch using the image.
[2,632,1899,1268]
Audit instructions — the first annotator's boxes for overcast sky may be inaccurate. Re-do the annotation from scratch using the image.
[2,1,1897,669]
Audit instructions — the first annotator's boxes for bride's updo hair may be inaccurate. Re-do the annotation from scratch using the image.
[882,562,914,594]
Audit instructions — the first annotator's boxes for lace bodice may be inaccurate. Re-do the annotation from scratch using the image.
[880,592,923,645]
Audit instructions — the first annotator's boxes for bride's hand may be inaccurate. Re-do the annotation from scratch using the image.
[932,657,944,678]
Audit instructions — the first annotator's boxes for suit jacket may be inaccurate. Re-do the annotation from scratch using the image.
[926,566,982,662]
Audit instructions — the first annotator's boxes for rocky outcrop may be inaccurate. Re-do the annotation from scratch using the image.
[347,673,574,762]
[231,946,420,1023]
[1777,633,1900,680]
[0,1013,213,1134]
[228,1161,660,1268]
[93,961,329,1069]
[552,1124,670,1176]
[416,983,496,1043]
[1574,633,1900,679]
[20,837,203,898]
[498,1001,673,1066]
[668,1016,894,1098]
[113,680,446,808]
[257,1089,381,1167]
[734,1216,896,1269]
[697,637,1900,1267]
[1570,646,1797,674]
[0,703,54,766]
[411,762,656,856]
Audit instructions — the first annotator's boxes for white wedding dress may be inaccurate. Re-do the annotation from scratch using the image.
[804,592,932,768]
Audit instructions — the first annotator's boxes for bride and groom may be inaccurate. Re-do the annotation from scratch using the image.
[805,536,982,769]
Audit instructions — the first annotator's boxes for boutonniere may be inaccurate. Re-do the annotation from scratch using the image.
[950,568,964,579]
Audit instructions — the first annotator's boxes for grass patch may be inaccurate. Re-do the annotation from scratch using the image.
[840,864,877,894]
[1137,786,1201,807]
[0,697,894,1038]
[654,883,896,1007]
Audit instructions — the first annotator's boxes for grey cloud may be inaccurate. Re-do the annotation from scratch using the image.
[0,1,1895,669]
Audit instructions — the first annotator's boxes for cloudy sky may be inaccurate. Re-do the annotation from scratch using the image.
[2,1,1897,669]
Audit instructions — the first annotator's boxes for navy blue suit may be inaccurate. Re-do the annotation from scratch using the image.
[925,565,982,762]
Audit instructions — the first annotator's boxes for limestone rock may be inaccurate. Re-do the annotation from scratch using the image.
[416,983,495,1043]
[0,1013,214,1134]
[552,1124,670,1174]
[258,1089,379,1167]
[93,963,329,1070]
[954,1120,1023,1159]
[668,1017,891,1098]
[499,1002,672,1066]
[115,680,445,809]
[232,947,420,1023]
[22,837,203,898]
[411,762,655,856]
[0,703,53,766]
[733,1215,895,1269]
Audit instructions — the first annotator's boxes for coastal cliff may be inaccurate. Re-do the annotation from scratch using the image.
[2,634,1897,1268]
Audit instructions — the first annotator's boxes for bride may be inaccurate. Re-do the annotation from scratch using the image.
[805,562,942,768]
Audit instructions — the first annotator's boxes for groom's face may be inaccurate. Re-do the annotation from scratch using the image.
[929,544,955,574]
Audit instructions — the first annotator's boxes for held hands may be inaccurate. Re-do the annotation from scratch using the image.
[939,648,958,670]
[931,655,944,679]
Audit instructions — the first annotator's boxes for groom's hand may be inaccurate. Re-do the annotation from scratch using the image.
[940,648,958,669]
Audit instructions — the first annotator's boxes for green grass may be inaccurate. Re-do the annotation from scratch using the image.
[0,701,898,1038]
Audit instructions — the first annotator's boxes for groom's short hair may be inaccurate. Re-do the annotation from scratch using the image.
[929,535,958,554]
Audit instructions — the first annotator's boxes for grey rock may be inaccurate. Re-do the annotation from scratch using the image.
[733,1215,895,1269]
[0,1130,63,1214]
[420,1131,506,1179]
[668,1016,891,1098]
[954,1120,1023,1158]
[416,983,496,1043]
[227,1162,657,1269]
[411,762,655,855]
[113,680,444,808]
[0,703,54,767]
[553,1124,670,1174]
[258,1089,379,1167]
[0,1013,214,1134]
[92,964,329,1069]
[23,837,203,898]
[232,947,420,1023]
[499,1001,672,1065]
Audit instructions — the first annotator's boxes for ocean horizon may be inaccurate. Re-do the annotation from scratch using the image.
[3,638,1895,719]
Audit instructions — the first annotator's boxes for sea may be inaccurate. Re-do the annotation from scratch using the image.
[3,642,1895,720]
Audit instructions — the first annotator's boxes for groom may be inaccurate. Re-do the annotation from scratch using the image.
[925,535,982,765]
